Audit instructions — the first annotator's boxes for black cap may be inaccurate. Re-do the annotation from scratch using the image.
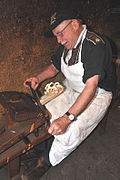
[44,9,82,38]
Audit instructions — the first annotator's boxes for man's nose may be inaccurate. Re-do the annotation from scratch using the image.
[57,36,62,44]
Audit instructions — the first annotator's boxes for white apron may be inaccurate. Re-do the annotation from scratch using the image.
[45,26,112,166]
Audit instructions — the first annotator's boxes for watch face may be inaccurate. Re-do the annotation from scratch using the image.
[69,114,74,121]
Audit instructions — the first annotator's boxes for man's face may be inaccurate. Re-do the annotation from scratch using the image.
[52,20,79,50]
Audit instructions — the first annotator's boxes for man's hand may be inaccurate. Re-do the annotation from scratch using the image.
[48,115,71,135]
[24,77,39,90]
[24,64,59,90]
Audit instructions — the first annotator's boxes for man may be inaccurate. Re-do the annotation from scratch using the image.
[21,9,116,180]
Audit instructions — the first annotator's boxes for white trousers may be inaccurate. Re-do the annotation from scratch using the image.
[45,87,112,166]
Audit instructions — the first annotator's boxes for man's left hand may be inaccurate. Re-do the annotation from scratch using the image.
[48,116,71,135]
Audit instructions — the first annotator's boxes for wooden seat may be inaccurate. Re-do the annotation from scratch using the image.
[0,126,51,179]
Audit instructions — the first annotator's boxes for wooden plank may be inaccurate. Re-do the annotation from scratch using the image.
[40,83,64,105]
[40,90,64,105]
[0,115,46,154]
[8,157,20,179]
[0,126,51,167]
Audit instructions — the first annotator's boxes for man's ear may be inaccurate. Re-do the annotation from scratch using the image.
[72,19,79,30]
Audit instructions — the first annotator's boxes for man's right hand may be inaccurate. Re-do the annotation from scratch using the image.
[24,77,39,90]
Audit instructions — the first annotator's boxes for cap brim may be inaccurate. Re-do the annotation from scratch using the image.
[44,19,65,38]
[44,29,54,38]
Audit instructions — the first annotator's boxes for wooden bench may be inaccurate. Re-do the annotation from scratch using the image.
[0,115,51,179]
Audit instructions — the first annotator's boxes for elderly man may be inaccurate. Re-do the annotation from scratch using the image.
[21,9,116,180]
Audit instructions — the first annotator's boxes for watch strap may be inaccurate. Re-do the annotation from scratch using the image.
[65,111,75,121]
[65,111,71,116]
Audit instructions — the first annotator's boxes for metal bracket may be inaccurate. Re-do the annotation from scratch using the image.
[19,134,31,145]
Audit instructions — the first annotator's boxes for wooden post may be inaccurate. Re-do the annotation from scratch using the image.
[8,157,20,179]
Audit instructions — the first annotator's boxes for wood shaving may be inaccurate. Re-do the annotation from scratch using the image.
[44,82,64,95]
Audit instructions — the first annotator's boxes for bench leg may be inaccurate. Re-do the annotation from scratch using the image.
[8,156,20,179]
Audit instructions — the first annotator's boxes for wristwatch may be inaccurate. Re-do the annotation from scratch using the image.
[65,111,75,121]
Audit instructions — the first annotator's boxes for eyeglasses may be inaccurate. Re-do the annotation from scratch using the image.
[55,21,72,38]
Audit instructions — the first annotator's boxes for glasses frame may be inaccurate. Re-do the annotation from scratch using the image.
[55,20,72,38]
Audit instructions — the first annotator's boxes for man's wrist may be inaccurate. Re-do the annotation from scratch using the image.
[65,111,75,121]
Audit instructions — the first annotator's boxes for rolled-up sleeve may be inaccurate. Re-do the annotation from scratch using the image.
[82,42,106,83]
